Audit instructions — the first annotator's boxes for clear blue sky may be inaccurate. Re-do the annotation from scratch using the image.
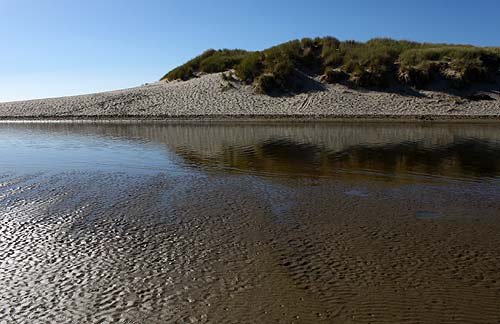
[1,0,499,102]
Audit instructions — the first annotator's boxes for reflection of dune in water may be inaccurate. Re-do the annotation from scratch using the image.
[3,121,500,179]
[176,137,500,179]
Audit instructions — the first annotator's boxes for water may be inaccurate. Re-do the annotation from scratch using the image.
[1,121,500,323]
[2,121,500,180]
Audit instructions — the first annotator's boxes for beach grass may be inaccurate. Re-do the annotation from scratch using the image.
[161,37,500,94]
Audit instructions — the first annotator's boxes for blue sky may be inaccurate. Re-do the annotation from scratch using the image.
[1,0,499,102]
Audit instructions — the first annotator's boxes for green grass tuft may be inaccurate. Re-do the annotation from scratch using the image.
[235,52,264,83]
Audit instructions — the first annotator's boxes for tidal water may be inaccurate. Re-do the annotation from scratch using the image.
[1,121,499,323]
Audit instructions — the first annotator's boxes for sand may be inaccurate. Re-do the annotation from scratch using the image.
[0,73,499,119]
[1,171,499,323]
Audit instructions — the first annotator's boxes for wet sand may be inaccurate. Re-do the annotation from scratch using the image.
[0,122,499,323]
[1,172,499,323]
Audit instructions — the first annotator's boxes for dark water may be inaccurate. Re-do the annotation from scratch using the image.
[1,121,500,324]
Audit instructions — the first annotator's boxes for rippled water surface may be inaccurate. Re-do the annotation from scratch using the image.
[1,121,500,323]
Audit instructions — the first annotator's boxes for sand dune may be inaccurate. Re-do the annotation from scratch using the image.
[0,73,499,119]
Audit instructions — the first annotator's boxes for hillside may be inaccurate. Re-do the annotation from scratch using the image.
[161,37,500,95]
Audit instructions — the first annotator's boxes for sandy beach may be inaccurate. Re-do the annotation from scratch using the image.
[0,73,499,120]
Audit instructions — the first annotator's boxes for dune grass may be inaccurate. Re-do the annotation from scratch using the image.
[161,49,248,81]
[161,37,500,94]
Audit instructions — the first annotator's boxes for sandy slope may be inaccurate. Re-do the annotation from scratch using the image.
[0,73,499,119]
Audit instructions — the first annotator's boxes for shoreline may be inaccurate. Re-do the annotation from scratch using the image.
[1,114,500,123]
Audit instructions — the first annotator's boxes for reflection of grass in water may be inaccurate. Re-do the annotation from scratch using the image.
[332,139,500,177]
[175,137,500,180]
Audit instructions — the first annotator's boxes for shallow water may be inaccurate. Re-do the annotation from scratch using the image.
[0,121,499,323]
